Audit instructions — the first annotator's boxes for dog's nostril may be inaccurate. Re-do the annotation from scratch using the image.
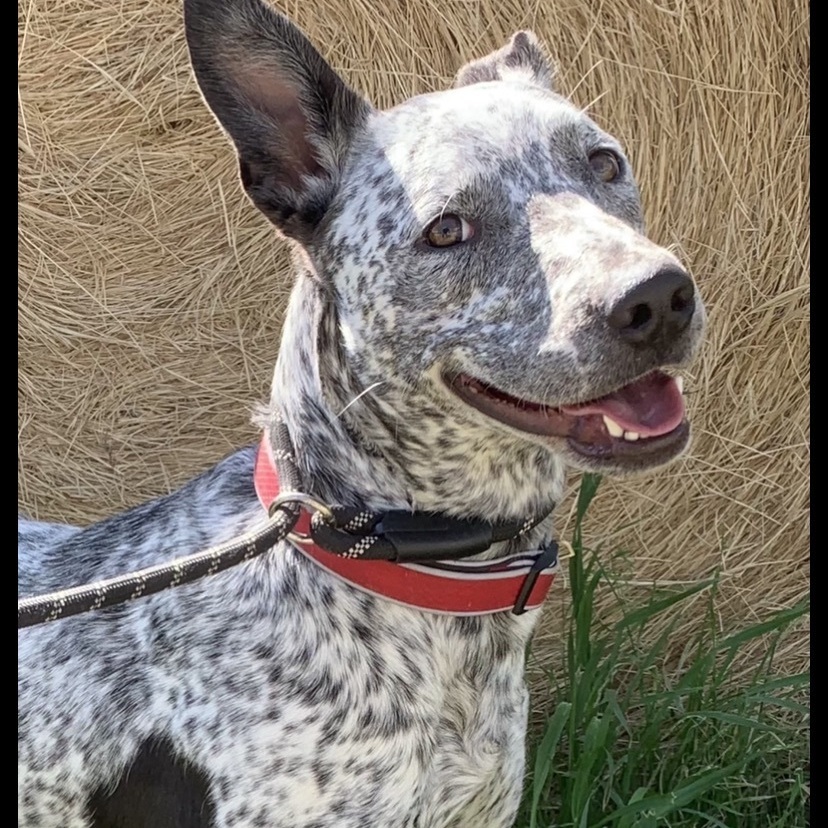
[629,304,652,330]
[671,285,693,313]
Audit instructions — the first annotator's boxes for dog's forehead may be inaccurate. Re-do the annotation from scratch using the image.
[344,81,624,222]
[371,81,594,170]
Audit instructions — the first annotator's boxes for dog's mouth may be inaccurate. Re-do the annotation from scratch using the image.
[447,369,689,465]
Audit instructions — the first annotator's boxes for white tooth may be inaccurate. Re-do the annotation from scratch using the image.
[603,415,625,438]
[676,376,684,394]
[624,431,641,441]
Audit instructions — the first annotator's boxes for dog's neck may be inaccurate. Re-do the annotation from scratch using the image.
[265,274,565,534]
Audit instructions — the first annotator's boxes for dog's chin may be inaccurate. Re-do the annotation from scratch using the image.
[443,369,692,474]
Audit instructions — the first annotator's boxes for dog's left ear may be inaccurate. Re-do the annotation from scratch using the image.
[454,31,555,91]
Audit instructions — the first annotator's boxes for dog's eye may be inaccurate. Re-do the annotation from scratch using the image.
[588,150,621,183]
[423,214,474,248]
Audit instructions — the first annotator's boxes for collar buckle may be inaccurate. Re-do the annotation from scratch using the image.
[512,540,559,615]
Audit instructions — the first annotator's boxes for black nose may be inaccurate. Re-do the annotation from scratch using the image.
[608,267,696,347]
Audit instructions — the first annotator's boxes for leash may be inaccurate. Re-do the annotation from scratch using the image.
[18,419,557,628]
[17,421,301,629]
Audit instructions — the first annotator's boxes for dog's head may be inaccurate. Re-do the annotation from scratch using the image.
[185,0,705,478]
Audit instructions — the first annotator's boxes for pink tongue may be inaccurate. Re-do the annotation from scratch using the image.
[561,372,684,437]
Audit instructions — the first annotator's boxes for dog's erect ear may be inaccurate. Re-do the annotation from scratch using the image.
[184,0,371,241]
[454,31,555,91]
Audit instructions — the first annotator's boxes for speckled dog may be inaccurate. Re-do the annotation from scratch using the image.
[18,1,706,825]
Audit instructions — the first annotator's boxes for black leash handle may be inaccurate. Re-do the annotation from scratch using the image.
[309,509,543,562]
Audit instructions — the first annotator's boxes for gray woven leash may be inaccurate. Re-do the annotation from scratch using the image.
[18,421,301,629]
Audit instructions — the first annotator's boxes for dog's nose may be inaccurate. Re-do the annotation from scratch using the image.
[608,267,696,347]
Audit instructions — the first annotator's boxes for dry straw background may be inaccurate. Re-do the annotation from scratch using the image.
[19,1,808,671]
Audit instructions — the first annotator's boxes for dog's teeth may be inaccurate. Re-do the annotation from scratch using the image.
[676,376,684,394]
[623,431,641,441]
[602,415,625,438]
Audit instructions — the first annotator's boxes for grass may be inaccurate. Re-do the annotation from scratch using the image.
[518,475,810,828]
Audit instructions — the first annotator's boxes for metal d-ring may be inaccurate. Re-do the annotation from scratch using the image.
[268,491,336,544]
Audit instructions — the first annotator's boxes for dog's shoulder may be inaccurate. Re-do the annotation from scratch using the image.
[18,445,259,599]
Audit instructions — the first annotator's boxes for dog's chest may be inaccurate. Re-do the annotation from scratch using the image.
[186,564,534,828]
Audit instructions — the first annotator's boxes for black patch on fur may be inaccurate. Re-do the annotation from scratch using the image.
[86,737,215,828]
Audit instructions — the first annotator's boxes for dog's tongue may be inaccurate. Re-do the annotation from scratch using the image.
[561,371,684,437]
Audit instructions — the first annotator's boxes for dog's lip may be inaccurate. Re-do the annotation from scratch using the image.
[445,369,687,454]
[566,420,690,462]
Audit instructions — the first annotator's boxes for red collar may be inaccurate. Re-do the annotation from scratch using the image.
[254,433,557,616]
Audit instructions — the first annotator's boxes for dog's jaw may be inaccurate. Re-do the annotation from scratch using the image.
[267,274,565,538]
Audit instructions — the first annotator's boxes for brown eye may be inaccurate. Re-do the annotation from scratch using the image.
[588,149,621,183]
[423,214,474,248]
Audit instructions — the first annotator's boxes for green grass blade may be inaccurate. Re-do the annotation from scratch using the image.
[684,710,782,732]
[518,474,809,828]
[614,581,714,632]
[594,759,752,826]
[715,601,810,652]
[529,701,572,828]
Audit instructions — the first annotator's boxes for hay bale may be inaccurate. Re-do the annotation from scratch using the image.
[18,0,808,668]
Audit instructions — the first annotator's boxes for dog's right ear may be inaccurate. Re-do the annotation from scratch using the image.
[184,0,371,242]
[454,31,555,91]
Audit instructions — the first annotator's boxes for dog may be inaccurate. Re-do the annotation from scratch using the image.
[17,0,706,825]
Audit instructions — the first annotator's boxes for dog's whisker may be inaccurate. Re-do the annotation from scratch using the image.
[336,381,387,417]
[437,190,461,221]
